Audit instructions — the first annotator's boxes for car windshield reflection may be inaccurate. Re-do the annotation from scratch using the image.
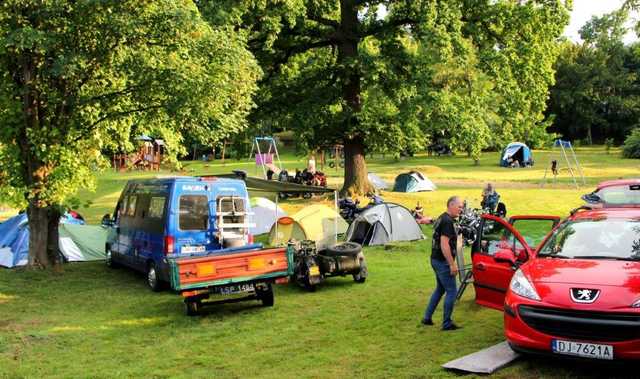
[538,218,640,260]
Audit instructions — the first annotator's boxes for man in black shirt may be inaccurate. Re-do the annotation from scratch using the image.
[422,196,464,330]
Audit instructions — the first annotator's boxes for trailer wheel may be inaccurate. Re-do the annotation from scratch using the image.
[257,284,274,307]
[353,253,368,283]
[185,299,201,316]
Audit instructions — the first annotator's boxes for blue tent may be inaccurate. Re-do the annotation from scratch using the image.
[554,140,572,148]
[0,212,86,268]
[500,142,533,167]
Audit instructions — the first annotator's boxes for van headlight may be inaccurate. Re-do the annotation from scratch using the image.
[509,269,540,301]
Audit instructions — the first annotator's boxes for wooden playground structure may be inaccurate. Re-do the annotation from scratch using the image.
[112,135,165,171]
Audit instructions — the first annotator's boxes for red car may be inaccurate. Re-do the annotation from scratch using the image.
[582,179,640,208]
[471,209,640,360]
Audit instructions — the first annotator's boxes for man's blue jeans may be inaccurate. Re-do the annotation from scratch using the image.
[423,258,457,329]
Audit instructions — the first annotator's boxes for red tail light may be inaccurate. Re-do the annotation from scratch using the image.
[164,235,175,255]
[248,234,254,244]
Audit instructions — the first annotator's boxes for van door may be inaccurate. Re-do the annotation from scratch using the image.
[174,187,213,255]
[119,190,139,267]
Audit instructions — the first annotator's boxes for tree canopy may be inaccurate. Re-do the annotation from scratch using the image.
[0,0,260,267]
[547,3,640,144]
[203,0,570,193]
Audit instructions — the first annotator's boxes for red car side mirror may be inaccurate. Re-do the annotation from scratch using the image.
[494,249,516,265]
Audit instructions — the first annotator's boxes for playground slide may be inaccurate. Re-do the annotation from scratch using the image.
[264,163,281,175]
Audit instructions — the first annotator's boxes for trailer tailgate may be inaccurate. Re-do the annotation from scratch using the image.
[169,247,292,291]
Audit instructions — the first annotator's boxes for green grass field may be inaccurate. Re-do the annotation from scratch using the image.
[0,146,639,378]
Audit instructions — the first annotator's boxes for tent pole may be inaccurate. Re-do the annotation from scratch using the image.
[275,193,279,246]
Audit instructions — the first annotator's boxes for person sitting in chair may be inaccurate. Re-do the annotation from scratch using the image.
[481,183,500,213]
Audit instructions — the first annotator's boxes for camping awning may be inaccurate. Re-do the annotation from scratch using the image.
[218,174,335,194]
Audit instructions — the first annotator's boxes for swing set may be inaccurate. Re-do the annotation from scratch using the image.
[249,137,283,179]
[541,140,586,188]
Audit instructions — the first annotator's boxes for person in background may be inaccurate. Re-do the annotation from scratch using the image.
[412,201,433,225]
[307,155,316,174]
[422,196,464,331]
[480,183,499,213]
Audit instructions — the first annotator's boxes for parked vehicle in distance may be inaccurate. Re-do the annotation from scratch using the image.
[582,178,640,208]
[102,176,293,315]
[471,208,640,360]
[291,240,367,291]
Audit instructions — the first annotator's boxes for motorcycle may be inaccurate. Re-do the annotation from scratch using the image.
[338,193,384,223]
[290,240,367,291]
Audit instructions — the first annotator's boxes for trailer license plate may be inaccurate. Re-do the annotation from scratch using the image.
[182,245,205,254]
[216,283,255,296]
[552,339,613,360]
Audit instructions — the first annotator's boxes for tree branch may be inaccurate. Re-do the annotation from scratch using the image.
[359,17,415,38]
[307,13,339,29]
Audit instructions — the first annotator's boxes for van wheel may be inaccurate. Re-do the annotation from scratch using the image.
[146,262,162,292]
[105,248,118,268]
[185,299,201,316]
[257,284,274,307]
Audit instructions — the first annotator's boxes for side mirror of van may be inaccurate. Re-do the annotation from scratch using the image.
[101,214,113,227]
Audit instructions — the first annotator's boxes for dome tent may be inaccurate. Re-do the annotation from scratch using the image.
[268,204,348,250]
[368,172,390,190]
[0,213,106,268]
[393,171,436,192]
[345,203,424,246]
[500,142,533,167]
[249,197,287,235]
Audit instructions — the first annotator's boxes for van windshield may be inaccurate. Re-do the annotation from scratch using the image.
[179,195,209,230]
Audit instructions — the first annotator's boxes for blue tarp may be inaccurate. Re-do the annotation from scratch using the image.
[500,142,533,167]
[0,212,86,268]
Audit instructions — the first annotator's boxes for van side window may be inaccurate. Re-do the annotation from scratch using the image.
[148,197,166,219]
[126,195,137,217]
[180,195,209,230]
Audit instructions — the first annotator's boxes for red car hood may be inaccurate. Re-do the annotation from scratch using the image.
[527,258,640,287]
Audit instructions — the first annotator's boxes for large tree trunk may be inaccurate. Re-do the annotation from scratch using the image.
[19,52,59,269]
[26,204,47,267]
[342,136,373,196]
[338,0,372,195]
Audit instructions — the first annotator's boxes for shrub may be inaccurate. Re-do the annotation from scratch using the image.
[604,138,614,154]
[622,128,640,158]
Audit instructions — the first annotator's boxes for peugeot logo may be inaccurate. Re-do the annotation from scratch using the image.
[570,288,600,303]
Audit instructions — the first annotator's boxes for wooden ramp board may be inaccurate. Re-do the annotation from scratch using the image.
[442,341,520,374]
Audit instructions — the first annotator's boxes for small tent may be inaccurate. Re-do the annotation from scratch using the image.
[393,171,437,192]
[249,197,287,235]
[0,213,106,268]
[268,204,348,250]
[345,203,424,246]
[500,142,533,167]
[368,172,390,190]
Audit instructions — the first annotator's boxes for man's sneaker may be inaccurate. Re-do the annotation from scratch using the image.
[442,323,462,331]
[421,318,434,326]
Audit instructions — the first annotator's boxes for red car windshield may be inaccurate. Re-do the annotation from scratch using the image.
[538,218,640,260]
[595,184,640,206]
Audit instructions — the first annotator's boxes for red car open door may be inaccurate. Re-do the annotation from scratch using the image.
[471,214,560,310]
